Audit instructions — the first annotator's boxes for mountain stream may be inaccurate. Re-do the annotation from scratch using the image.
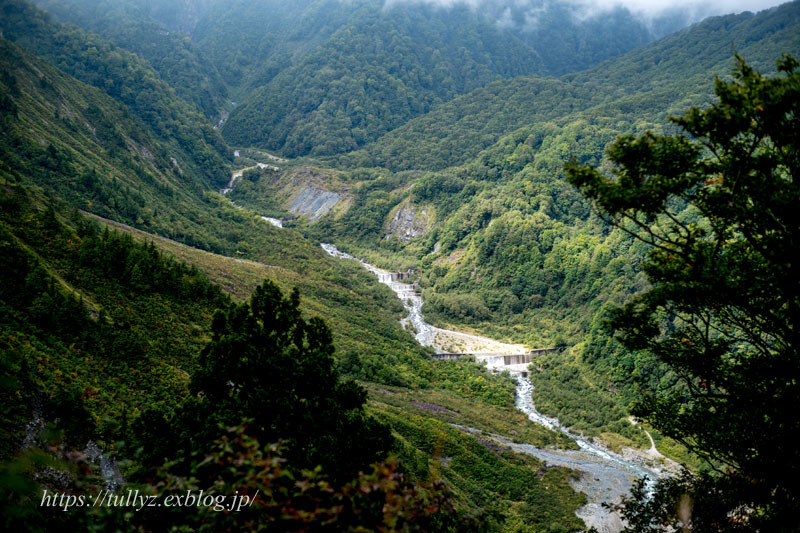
[320,242,669,532]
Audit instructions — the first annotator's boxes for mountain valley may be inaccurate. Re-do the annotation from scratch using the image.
[2,0,799,530]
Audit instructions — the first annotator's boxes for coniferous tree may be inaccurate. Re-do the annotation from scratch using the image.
[567,54,800,530]
[184,280,392,483]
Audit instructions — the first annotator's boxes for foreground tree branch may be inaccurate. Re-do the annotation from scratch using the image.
[566,54,800,531]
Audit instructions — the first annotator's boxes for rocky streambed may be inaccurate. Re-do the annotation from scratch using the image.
[320,242,670,532]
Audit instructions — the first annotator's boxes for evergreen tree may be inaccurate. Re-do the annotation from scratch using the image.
[566,54,800,530]
[185,280,393,483]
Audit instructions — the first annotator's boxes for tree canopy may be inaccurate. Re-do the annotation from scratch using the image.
[183,279,393,484]
[567,54,800,530]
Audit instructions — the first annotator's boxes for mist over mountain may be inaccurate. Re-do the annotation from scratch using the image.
[2,0,799,530]
[385,0,787,23]
[383,0,791,70]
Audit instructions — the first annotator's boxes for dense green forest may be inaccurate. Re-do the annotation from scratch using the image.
[333,1,800,171]
[2,0,799,530]
[221,1,545,155]
[238,1,800,444]
[29,0,676,158]
[0,0,230,188]
[33,0,230,119]
[565,55,800,528]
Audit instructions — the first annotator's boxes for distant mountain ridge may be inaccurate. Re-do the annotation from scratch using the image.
[338,0,800,171]
[26,0,680,157]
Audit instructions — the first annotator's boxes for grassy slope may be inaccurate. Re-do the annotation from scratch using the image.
[0,186,224,457]
[231,2,800,454]
[78,213,587,531]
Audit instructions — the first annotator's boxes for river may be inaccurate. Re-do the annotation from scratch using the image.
[320,243,436,346]
[320,242,667,532]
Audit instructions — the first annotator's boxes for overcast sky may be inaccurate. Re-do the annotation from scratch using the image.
[569,0,785,16]
[384,0,788,19]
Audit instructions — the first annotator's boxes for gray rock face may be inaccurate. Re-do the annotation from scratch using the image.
[84,441,126,493]
[289,186,340,221]
[384,203,430,241]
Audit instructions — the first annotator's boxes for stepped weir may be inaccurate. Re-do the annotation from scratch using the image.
[431,347,558,364]
[431,348,559,376]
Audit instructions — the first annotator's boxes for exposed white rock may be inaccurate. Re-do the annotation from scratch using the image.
[384,201,431,241]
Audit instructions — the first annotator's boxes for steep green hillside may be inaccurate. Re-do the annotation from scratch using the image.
[0,36,214,238]
[331,76,591,171]
[28,0,700,162]
[221,0,544,156]
[33,0,229,119]
[192,0,340,87]
[0,0,230,189]
[0,188,227,459]
[339,1,800,172]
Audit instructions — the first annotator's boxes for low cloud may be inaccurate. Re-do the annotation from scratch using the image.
[567,0,784,18]
[383,0,786,21]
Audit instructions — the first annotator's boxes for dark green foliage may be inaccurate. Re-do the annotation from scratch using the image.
[182,279,393,483]
[506,3,653,75]
[222,1,544,156]
[338,1,800,172]
[375,407,586,531]
[0,0,230,189]
[567,55,800,529]
[529,351,643,442]
[190,0,329,85]
[609,471,785,533]
[11,424,484,532]
[0,186,228,457]
[34,0,229,119]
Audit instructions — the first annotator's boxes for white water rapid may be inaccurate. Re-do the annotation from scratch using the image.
[320,243,435,346]
[320,242,665,532]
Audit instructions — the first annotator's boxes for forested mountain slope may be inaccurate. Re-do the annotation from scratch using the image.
[339,0,800,172]
[0,36,212,237]
[33,0,229,119]
[220,0,545,156]
[468,0,656,75]
[0,0,230,189]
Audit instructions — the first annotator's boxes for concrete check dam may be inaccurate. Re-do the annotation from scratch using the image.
[320,242,665,533]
